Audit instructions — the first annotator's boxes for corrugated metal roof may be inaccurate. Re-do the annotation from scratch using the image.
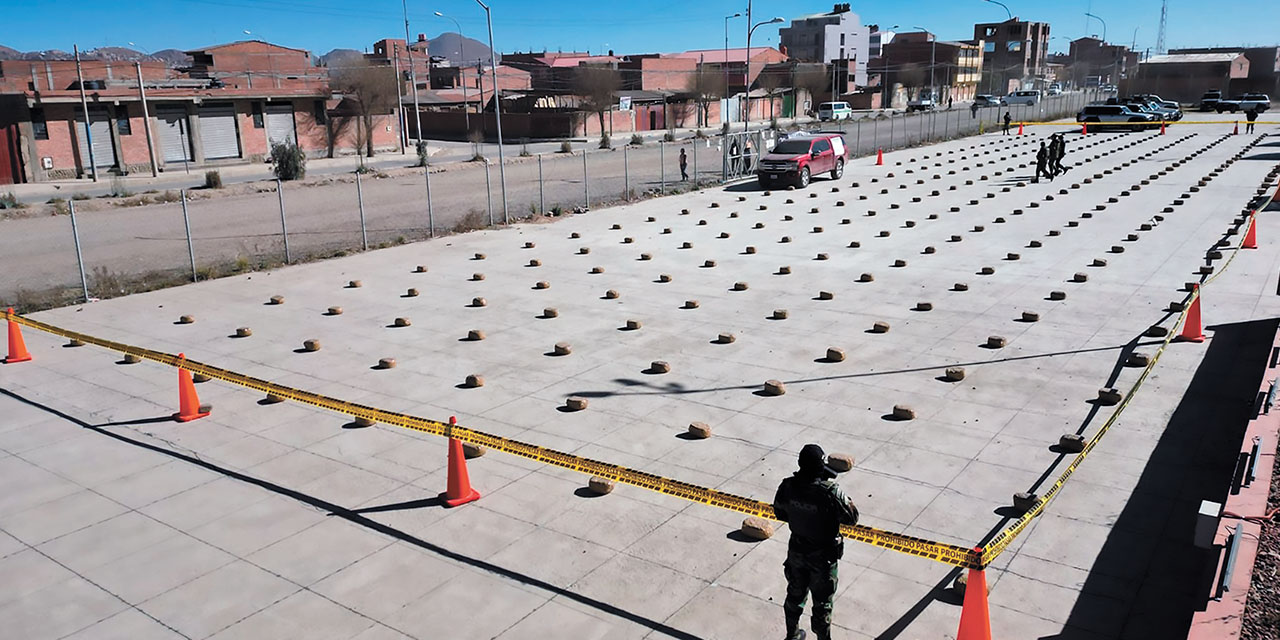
[1143,53,1243,64]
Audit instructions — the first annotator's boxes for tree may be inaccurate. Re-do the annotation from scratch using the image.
[330,60,399,158]
[572,66,621,136]
[687,67,725,128]
[794,68,829,116]
[756,66,788,122]
[324,112,354,159]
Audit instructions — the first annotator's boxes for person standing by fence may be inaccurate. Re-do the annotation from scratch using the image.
[1246,109,1258,134]
[679,148,689,181]
[1003,111,1012,135]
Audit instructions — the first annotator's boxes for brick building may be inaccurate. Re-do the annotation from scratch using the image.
[1168,46,1280,96]
[874,31,985,106]
[1127,53,1251,104]
[1065,37,1140,87]
[973,18,1051,94]
[0,40,399,185]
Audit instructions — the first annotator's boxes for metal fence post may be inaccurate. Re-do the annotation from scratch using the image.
[624,143,630,201]
[659,140,665,194]
[873,116,879,153]
[67,199,89,302]
[855,118,861,155]
[484,161,494,226]
[583,150,589,210]
[537,154,545,215]
[889,114,894,149]
[424,164,435,238]
[276,178,291,264]
[356,171,368,251]
[693,139,698,187]
[180,189,197,281]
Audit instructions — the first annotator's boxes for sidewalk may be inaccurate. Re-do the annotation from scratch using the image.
[4,115,826,205]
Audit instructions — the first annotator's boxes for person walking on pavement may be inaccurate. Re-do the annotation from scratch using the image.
[1050,134,1066,176]
[1246,109,1258,134]
[1002,111,1012,135]
[774,444,860,640]
[970,102,979,119]
[1034,140,1051,183]
[679,148,689,181]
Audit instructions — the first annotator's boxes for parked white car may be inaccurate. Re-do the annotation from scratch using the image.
[817,102,853,121]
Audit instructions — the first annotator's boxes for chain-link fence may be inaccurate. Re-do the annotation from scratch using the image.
[0,90,1102,311]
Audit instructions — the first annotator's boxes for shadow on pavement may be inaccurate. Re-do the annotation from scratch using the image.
[0,387,702,640]
[1043,317,1278,639]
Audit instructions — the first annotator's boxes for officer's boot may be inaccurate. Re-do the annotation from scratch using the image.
[785,612,805,640]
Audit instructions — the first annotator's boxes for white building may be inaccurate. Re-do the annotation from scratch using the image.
[779,3,871,88]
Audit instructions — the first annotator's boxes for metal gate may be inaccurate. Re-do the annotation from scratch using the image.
[0,124,21,185]
[198,103,240,160]
[265,103,296,146]
[156,106,192,163]
[721,129,773,181]
[75,107,117,169]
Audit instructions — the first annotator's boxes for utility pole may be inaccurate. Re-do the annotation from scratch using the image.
[74,45,98,182]
[392,50,406,153]
[135,61,158,177]
[477,0,508,222]
[435,12,471,136]
[401,0,423,150]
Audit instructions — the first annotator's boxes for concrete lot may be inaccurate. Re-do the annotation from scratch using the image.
[1,115,1278,639]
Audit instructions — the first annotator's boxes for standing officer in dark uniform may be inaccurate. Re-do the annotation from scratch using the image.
[774,444,860,640]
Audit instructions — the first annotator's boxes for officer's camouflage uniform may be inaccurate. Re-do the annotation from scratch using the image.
[774,460,859,640]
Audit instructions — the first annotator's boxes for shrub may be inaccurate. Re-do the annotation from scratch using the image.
[415,141,430,167]
[630,133,644,146]
[598,134,611,149]
[204,170,222,189]
[270,141,307,181]
[559,140,573,153]
[453,208,487,233]
[663,131,675,142]
[0,192,23,210]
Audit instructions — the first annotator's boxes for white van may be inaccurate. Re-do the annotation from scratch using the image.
[817,102,853,121]
[1005,90,1042,106]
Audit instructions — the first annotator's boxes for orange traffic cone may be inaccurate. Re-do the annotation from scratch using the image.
[1233,121,1239,135]
[1243,213,1258,249]
[1017,123,1024,135]
[173,353,210,422]
[1160,121,1167,135]
[1081,121,1088,135]
[440,416,481,507]
[876,148,884,166]
[4,308,32,364]
[1179,285,1206,343]
[956,563,992,640]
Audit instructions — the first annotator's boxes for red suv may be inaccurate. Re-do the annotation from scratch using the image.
[757,133,848,189]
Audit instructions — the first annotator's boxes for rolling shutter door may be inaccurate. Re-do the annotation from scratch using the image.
[75,107,117,168]
[265,103,296,146]
[156,106,192,163]
[198,104,240,160]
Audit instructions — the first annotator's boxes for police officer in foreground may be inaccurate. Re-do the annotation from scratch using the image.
[774,444,860,640]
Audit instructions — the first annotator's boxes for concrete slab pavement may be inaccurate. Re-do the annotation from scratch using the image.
[1,119,1277,639]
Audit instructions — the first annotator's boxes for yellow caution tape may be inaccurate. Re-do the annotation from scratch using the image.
[2,310,984,570]
[980,214,1252,566]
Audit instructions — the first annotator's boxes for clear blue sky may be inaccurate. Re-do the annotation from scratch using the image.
[2,0,1276,57]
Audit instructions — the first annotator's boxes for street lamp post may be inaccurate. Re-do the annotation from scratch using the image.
[475,0,508,223]
[1085,12,1115,86]
[434,12,471,136]
[914,26,936,104]
[984,0,1012,20]
[724,13,741,105]
[744,15,784,131]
